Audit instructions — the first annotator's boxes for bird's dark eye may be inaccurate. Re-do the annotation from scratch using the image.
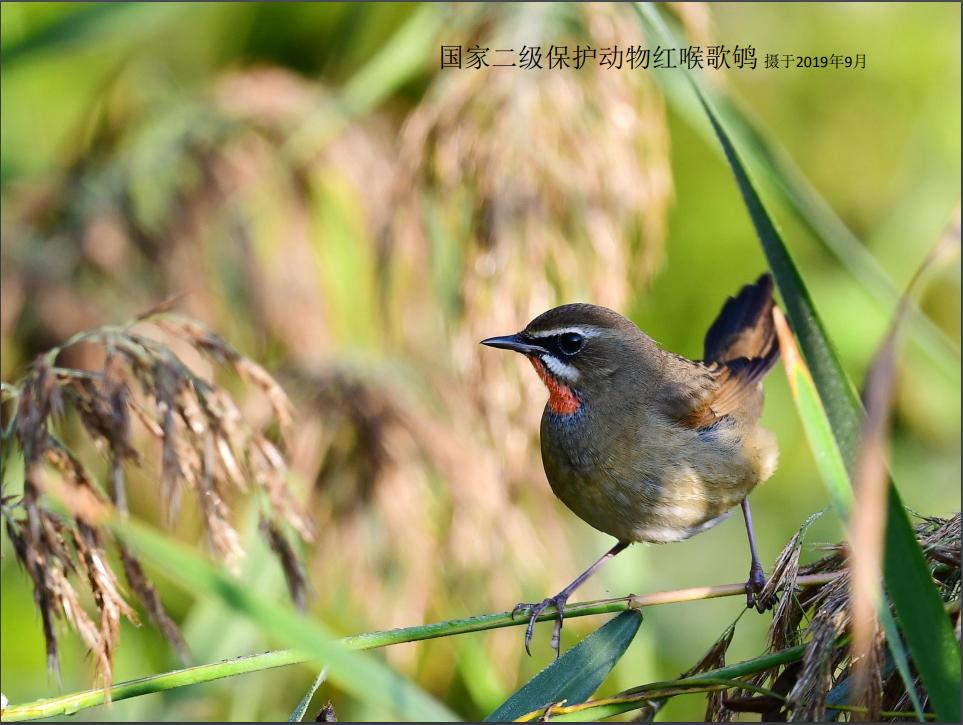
[558,332,584,356]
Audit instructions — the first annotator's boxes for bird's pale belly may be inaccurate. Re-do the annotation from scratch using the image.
[544,462,746,544]
[541,415,777,544]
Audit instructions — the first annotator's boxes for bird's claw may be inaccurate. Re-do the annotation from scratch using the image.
[514,594,569,658]
[510,601,530,620]
[745,562,770,612]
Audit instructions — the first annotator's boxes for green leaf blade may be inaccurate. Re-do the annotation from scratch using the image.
[631,5,961,718]
[883,503,962,715]
[630,2,959,382]
[692,84,960,723]
[117,519,459,723]
[485,610,643,722]
[289,667,328,722]
[693,89,864,463]
[773,312,925,718]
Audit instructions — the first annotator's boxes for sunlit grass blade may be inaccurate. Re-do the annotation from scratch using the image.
[721,107,960,378]
[632,0,854,450]
[689,80,960,722]
[631,6,961,718]
[484,610,643,722]
[771,308,853,518]
[773,308,925,718]
[338,2,445,116]
[628,3,959,380]
[664,55,961,720]
[116,518,459,723]
[289,667,328,722]
[772,302,928,717]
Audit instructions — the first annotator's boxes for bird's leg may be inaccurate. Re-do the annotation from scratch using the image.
[741,497,768,611]
[513,541,629,658]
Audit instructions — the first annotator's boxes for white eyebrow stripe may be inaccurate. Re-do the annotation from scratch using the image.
[540,354,580,382]
[526,326,602,339]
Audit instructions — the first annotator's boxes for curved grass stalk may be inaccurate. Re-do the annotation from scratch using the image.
[0,573,840,722]
[517,635,943,722]
[515,655,805,722]
[518,679,936,723]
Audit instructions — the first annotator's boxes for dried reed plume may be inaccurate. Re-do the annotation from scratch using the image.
[1,0,681,693]
[1,306,310,690]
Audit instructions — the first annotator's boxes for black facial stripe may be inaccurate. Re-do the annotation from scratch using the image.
[520,330,586,357]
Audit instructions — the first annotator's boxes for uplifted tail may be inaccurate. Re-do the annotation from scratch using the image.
[703,273,779,373]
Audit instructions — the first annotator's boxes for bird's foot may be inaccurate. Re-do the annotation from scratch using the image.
[512,592,570,659]
[745,561,770,612]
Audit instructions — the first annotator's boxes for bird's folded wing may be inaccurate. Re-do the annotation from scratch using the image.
[657,355,774,430]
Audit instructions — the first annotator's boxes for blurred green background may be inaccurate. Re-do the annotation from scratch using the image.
[1,2,959,721]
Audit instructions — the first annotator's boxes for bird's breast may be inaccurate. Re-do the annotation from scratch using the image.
[539,407,776,544]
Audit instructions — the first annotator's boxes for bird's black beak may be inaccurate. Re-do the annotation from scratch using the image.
[480,333,546,356]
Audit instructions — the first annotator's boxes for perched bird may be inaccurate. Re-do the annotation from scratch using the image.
[481,274,780,657]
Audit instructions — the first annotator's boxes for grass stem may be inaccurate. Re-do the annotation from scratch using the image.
[1,572,840,721]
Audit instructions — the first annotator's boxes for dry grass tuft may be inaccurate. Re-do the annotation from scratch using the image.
[762,510,826,653]
[711,512,961,721]
[0,309,309,687]
[0,1,676,695]
[685,620,738,722]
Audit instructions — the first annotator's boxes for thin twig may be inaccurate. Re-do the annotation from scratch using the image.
[517,681,937,723]
[0,573,841,721]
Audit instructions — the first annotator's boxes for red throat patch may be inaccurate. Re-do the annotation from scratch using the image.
[528,357,581,415]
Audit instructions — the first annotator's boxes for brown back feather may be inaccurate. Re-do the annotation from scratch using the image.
[663,274,780,430]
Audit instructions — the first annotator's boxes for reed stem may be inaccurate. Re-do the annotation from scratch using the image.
[1,573,840,721]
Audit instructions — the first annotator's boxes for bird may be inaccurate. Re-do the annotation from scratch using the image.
[481,273,781,657]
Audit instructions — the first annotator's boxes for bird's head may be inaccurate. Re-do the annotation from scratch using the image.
[481,303,651,416]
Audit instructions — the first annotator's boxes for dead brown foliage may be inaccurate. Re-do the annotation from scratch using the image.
[712,512,961,722]
[1,1,678,694]
[1,310,309,688]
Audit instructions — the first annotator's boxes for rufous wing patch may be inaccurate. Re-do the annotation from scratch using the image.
[677,357,772,430]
